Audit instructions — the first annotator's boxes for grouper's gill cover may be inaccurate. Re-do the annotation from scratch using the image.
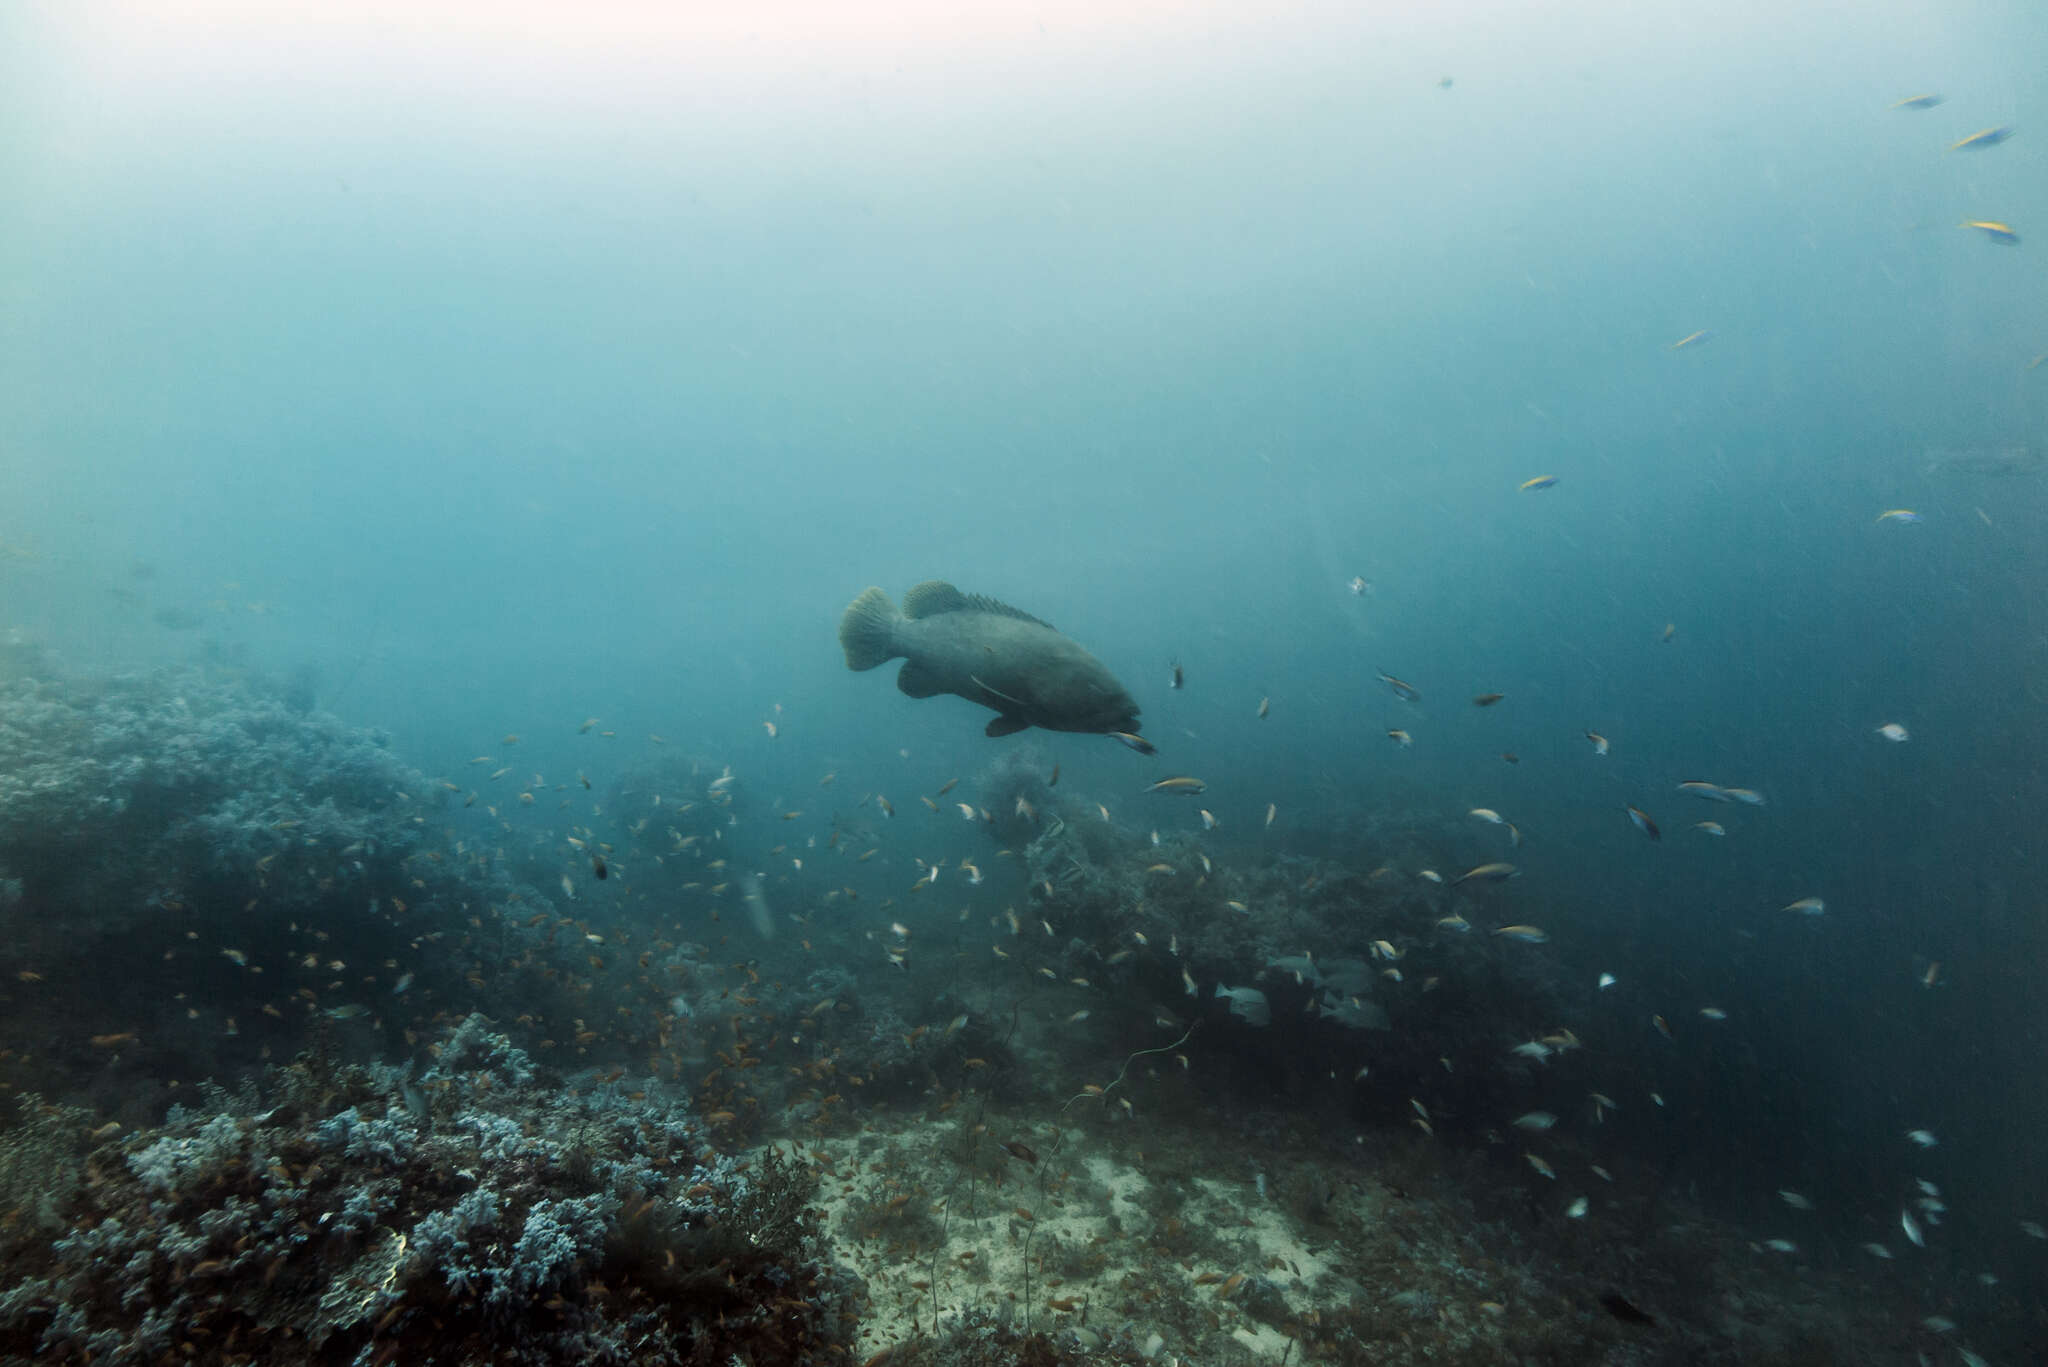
[838,580,1141,740]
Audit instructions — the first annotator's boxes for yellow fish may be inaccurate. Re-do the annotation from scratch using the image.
[1948,127,2014,152]
[1960,220,2019,245]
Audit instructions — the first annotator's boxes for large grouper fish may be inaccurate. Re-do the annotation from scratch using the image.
[839,580,1146,742]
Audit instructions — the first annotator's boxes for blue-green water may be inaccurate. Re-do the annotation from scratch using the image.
[3,3,2045,1360]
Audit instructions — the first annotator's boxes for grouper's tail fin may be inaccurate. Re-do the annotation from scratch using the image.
[839,587,903,670]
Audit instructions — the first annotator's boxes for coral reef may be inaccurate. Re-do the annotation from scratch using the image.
[0,666,609,1119]
[0,1015,858,1366]
[0,668,418,907]
[0,660,2013,1367]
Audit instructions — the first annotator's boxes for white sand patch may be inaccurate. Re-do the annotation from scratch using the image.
[1181,1177,1333,1289]
[1232,1321,1294,1356]
[799,1124,1133,1358]
[787,1120,1348,1360]
[1084,1152,1152,1213]
[1194,1177,1335,1284]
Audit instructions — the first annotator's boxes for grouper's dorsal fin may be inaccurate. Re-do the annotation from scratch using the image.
[900,580,967,620]
[962,593,1055,629]
[902,579,1054,630]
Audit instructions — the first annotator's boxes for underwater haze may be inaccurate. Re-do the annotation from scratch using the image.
[4,1,2048,1363]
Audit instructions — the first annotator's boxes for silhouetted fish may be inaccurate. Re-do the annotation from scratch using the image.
[1600,1293,1656,1327]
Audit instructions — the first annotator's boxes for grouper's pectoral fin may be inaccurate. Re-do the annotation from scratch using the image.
[985,714,1030,738]
[896,660,945,698]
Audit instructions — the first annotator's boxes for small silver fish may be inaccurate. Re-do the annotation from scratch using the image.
[1376,669,1421,702]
